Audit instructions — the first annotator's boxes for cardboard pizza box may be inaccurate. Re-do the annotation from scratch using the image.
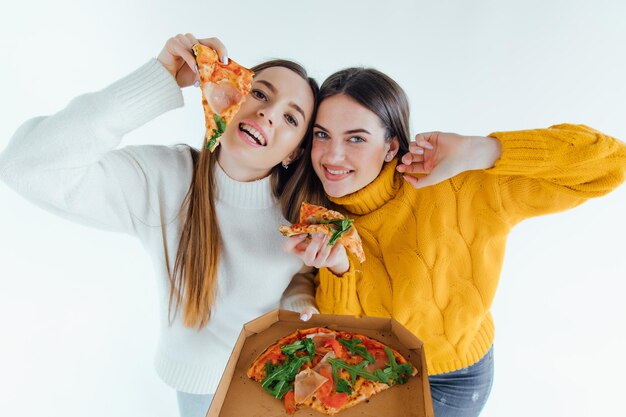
[207,309,435,417]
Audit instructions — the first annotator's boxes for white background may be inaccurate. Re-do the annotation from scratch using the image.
[1,1,625,416]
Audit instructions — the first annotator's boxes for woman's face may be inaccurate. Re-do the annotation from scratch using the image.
[311,94,398,197]
[218,66,315,180]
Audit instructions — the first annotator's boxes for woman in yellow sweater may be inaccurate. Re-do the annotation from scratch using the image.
[283,67,626,416]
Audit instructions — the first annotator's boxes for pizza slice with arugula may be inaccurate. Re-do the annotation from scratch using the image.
[192,43,254,152]
[279,203,366,263]
[247,327,417,415]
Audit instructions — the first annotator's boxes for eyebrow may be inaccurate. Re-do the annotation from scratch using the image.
[314,124,371,135]
[256,79,307,122]
[256,80,277,93]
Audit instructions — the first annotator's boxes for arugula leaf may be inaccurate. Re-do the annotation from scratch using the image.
[329,356,354,395]
[214,113,226,131]
[327,348,414,387]
[206,113,227,150]
[261,339,316,399]
[338,338,375,364]
[261,355,311,399]
[328,357,376,385]
[317,218,354,245]
[383,347,414,384]
[281,338,315,357]
[335,378,353,394]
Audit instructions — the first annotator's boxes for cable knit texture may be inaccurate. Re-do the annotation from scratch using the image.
[0,59,315,394]
[315,124,626,375]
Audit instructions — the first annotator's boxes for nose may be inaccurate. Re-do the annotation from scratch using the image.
[325,138,347,162]
[257,107,274,126]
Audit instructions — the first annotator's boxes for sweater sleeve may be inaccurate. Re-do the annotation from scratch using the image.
[485,124,626,223]
[314,258,363,316]
[279,265,319,314]
[0,59,184,234]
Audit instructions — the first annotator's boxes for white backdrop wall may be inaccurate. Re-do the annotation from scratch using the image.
[1,1,625,416]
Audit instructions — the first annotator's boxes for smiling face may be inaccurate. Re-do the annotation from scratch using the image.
[217,66,315,181]
[311,94,399,197]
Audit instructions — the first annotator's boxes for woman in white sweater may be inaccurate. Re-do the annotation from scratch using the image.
[0,34,319,417]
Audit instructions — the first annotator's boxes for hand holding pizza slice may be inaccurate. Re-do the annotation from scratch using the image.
[279,203,366,263]
[192,43,254,152]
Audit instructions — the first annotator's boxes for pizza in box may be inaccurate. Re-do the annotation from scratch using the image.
[247,327,417,415]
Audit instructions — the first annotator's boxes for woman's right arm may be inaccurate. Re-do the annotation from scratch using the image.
[0,35,226,235]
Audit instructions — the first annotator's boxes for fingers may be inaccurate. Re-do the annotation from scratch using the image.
[413,132,437,148]
[397,162,427,174]
[396,135,433,174]
[285,233,341,269]
[169,35,199,75]
[303,234,332,268]
[397,151,427,174]
[299,306,319,322]
[198,36,229,64]
[282,234,307,253]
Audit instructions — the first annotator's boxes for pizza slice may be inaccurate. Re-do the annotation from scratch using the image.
[279,203,366,263]
[247,327,417,415]
[192,43,254,152]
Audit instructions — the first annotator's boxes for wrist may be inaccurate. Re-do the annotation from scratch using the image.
[329,258,350,276]
[465,136,502,170]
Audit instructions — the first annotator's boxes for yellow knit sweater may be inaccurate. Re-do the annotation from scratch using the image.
[315,124,626,375]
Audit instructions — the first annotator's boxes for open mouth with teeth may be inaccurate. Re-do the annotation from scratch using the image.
[323,165,354,180]
[239,123,267,146]
[326,167,352,175]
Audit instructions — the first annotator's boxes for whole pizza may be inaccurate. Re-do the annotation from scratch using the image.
[247,327,417,415]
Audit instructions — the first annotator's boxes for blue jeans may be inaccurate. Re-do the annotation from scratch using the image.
[428,345,494,417]
[177,391,214,417]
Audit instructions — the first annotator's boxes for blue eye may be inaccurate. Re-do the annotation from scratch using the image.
[252,89,268,101]
[285,114,298,127]
[314,131,329,139]
[349,136,365,143]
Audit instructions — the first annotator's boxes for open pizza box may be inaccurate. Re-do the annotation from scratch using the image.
[206,309,435,417]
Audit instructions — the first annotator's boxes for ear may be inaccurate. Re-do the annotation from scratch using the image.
[385,137,400,159]
[283,147,304,165]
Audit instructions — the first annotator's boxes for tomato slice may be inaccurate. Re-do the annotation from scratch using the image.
[266,349,286,364]
[365,348,388,372]
[323,338,346,359]
[316,366,334,399]
[283,390,296,415]
[321,393,349,409]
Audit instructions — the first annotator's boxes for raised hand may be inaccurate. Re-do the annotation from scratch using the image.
[396,131,501,189]
[157,34,228,88]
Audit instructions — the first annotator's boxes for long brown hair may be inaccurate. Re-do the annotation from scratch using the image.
[169,60,318,329]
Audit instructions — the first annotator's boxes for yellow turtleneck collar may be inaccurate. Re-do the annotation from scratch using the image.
[327,159,404,215]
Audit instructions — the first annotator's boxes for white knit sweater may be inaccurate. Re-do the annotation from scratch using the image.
[0,59,316,394]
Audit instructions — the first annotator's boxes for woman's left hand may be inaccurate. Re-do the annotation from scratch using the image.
[299,306,319,322]
[396,132,502,189]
